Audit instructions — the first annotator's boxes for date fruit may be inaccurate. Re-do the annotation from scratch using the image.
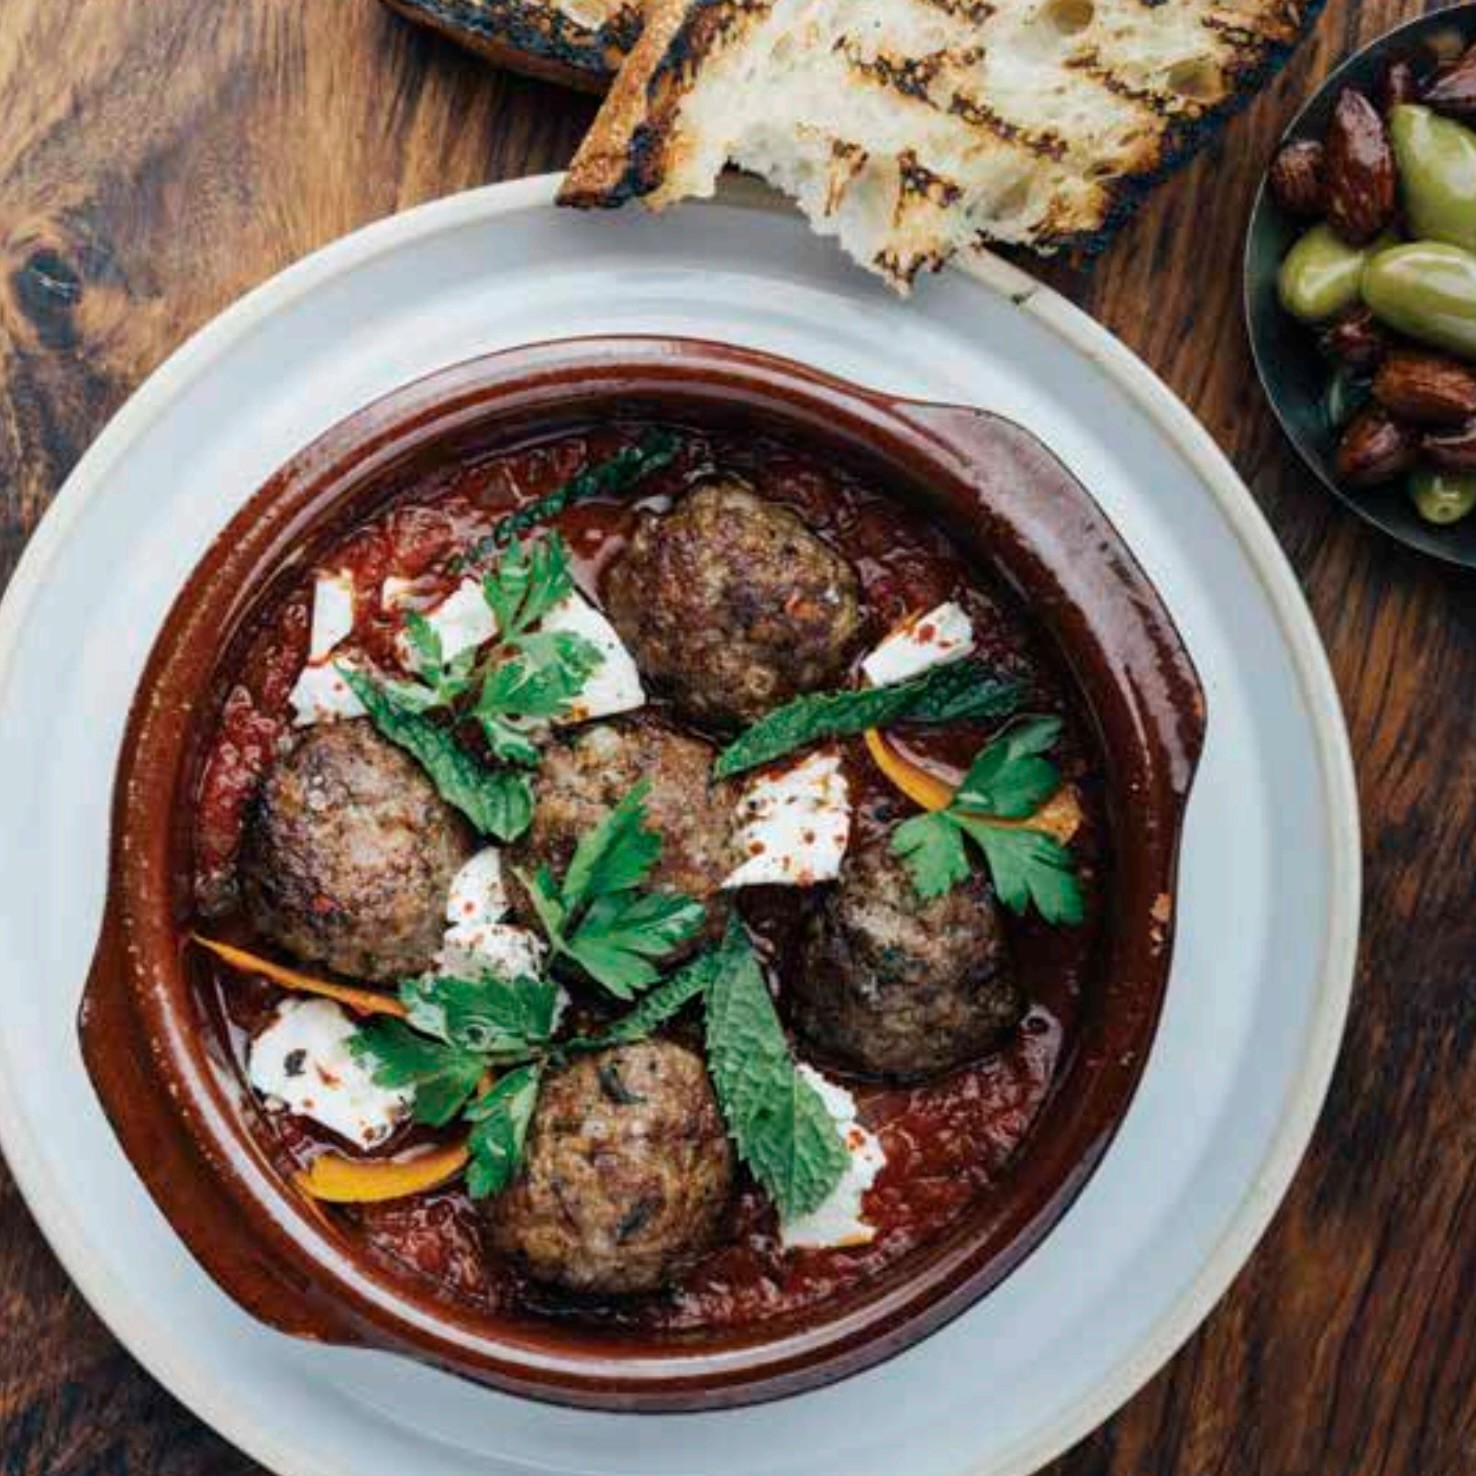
[1373,350,1476,425]
[1335,406,1418,487]
[1324,89,1398,245]
[1424,43,1476,123]
[1319,306,1388,372]
[1424,419,1476,471]
[1269,139,1326,218]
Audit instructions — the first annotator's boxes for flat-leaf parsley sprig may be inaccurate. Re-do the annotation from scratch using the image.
[518,781,708,999]
[890,716,1085,924]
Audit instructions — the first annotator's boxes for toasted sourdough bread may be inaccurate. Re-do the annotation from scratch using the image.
[380,0,634,91]
[560,0,1317,285]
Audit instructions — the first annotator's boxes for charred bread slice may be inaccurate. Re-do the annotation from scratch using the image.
[560,0,1322,286]
[379,0,636,91]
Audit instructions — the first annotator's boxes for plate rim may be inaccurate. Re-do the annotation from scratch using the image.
[0,173,1361,1476]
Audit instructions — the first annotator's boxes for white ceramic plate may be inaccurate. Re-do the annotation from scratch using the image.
[0,176,1358,1476]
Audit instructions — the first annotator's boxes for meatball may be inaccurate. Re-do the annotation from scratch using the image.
[240,719,473,982]
[605,478,862,726]
[485,1041,734,1294]
[792,835,1023,1080]
[507,720,734,951]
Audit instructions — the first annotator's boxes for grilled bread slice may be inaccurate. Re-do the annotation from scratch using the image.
[561,0,1319,285]
[379,0,634,91]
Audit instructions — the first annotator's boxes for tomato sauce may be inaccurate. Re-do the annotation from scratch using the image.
[189,422,1107,1334]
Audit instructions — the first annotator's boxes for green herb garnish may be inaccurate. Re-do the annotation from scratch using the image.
[563,948,721,1053]
[459,433,679,565]
[464,1062,543,1198]
[380,612,480,713]
[702,919,848,1221]
[519,781,707,999]
[342,668,535,840]
[890,716,1084,923]
[713,660,1021,778]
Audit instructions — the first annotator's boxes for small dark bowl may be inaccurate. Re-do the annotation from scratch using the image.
[1245,4,1476,569]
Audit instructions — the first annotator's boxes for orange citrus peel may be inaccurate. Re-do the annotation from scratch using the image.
[295,1140,470,1203]
[190,934,407,1019]
[863,728,1083,843]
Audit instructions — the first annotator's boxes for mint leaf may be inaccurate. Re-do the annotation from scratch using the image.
[459,434,679,562]
[350,1019,486,1128]
[399,972,560,1057]
[953,819,1085,925]
[891,810,973,899]
[341,668,534,841]
[953,716,1064,818]
[464,1063,543,1199]
[703,921,848,1221]
[714,661,1021,778]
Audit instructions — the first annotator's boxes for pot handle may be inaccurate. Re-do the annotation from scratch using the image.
[79,900,371,1347]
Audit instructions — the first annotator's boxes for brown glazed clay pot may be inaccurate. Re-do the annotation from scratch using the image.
[79,336,1205,1412]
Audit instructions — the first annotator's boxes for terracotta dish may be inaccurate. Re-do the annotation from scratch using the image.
[79,336,1204,1411]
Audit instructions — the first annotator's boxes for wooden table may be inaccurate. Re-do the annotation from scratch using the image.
[1,0,1472,1470]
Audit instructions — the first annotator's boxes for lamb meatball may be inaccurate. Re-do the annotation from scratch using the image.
[485,1041,734,1294]
[239,719,473,982]
[792,835,1023,1080]
[507,720,734,951]
[605,478,862,726]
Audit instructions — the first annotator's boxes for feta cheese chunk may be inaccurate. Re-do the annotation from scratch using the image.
[287,661,367,726]
[438,921,546,981]
[723,751,852,889]
[860,601,976,687]
[781,1066,886,1250]
[247,997,411,1150]
[308,571,357,661]
[445,846,508,929]
[404,577,498,666]
[541,592,646,724]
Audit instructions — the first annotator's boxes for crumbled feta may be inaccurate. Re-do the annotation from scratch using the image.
[540,593,646,724]
[438,920,546,981]
[860,601,976,687]
[308,571,357,661]
[247,998,412,1150]
[287,661,367,726]
[722,751,852,889]
[780,1066,886,1250]
[402,577,498,666]
[445,846,508,929]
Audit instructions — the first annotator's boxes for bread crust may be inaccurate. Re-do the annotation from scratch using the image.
[379,0,638,93]
[559,0,1326,282]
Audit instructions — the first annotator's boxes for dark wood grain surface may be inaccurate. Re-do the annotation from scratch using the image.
[1,0,1472,1471]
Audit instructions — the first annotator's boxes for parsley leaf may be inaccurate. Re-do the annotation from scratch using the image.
[517,782,707,999]
[350,1018,487,1128]
[890,716,1085,924]
[341,668,534,841]
[480,534,576,642]
[714,661,1022,778]
[459,434,679,564]
[891,810,973,899]
[380,613,479,713]
[474,629,602,765]
[703,921,848,1221]
[464,1062,543,1198]
[399,972,560,1058]
[564,948,721,1053]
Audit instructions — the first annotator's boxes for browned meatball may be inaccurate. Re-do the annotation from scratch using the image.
[485,1041,734,1294]
[240,720,473,982]
[506,719,734,953]
[605,479,862,726]
[792,835,1022,1080]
